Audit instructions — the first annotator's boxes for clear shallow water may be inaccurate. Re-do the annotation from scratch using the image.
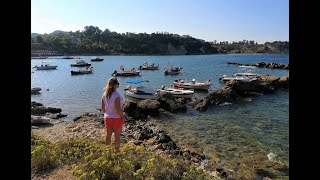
[31,54,289,176]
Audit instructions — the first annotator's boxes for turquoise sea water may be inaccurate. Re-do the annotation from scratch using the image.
[31,54,289,177]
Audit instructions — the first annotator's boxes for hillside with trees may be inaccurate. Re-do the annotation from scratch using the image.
[31,25,288,56]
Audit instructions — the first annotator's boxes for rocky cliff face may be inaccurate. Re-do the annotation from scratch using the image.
[167,43,187,55]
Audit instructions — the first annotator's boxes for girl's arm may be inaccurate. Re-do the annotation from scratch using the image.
[101,98,105,114]
[114,97,124,118]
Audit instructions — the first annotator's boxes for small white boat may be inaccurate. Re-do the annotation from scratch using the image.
[234,72,268,77]
[112,65,141,76]
[139,62,159,70]
[238,65,257,68]
[173,79,211,90]
[219,73,259,82]
[70,60,91,67]
[33,61,58,70]
[157,86,194,98]
[71,67,93,75]
[124,79,158,99]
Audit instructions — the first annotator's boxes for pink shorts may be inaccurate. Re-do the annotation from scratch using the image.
[104,117,124,129]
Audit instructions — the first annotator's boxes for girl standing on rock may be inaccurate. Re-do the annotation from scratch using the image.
[101,77,124,152]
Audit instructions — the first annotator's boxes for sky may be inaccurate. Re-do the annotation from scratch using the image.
[31,0,288,44]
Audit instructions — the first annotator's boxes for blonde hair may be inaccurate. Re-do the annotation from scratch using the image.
[104,77,119,98]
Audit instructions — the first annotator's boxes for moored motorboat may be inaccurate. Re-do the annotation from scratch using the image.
[91,56,104,61]
[173,79,211,90]
[219,73,259,82]
[238,65,257,68]
[124,79,158,99]
[71,67,93,75]
[70,60,91,67]
[33,61,58,70]
[157,85,194,98]
[164,65,182,75]
[234,72,268,77]
[112,65,141,76]
[139,62,159,70]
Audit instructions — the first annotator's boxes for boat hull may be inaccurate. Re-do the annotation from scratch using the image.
[91,58,104,61]
[220,77,257,82]
[159,89,194,98]
[71,70,93,75]
[71,64,91,67]
[125,91,157,99]
[33,65,57,70]
[113,71,140,76]
[174,83,210,90]
[164,71,180,75]
[141,66,159,70]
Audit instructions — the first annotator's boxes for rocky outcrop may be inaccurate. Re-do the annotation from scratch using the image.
[124,75,289,114]
[124,119,205,162]
[190,86,237,111]
[123,100,160,120]
[191,75,289,111]
[138,99,161,116]
[31,101,67,118]
[227,61,289,70]
[123,92,187,119]
[157,92,187,112]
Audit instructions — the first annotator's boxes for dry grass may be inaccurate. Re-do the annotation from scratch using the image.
[31,165,77,180]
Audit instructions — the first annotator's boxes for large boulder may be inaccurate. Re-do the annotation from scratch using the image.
[138,99,160,116]
[123,101,143,120]
[191,86,237,111]
[31,106,62,115]
[123,100,160,120]
[157,92,187,112]
[31,101,43,108]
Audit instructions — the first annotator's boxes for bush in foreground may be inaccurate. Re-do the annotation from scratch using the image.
[31,133,216,179]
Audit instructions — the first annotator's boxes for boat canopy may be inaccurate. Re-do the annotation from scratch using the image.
[126,79,149,84]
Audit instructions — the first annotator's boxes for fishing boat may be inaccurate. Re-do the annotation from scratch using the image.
[71,67,93,75]
[112,65,141,76]
[139,62,159,70]
[238,65,257,68]
[157,85,194,98]
[124,79,158,99]
[164,65,182,75]
[33,61,58,70]
[173,79,211,90]
[219,73,260,82]
[70,60,91,67]
[91,56,104,61]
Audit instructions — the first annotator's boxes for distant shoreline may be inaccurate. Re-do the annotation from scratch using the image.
[31,52,288,59]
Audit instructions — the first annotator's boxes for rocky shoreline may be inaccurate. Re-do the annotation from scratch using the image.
[227,61,289,70]
[121,74,289,117]
[31,74,289,179]
[32,112,227,178]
